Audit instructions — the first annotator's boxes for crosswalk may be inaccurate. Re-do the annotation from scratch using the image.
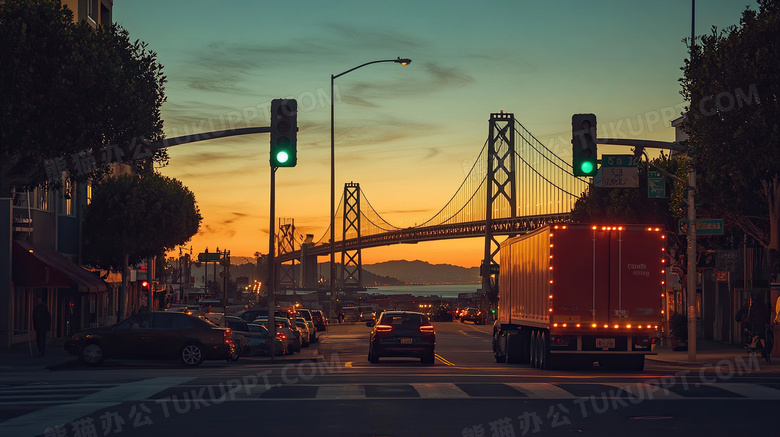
[0,377,194,437]
[0,382,118,406]
[241,381,780,400]
[2,380,780,408]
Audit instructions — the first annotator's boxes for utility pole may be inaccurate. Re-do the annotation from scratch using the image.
[687,0,698,362]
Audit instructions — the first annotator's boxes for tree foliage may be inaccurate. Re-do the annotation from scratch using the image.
[679,0,780,250]
[0,0,168,192]
[82,173,202,269]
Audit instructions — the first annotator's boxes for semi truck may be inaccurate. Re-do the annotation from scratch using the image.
[492,224,666,371]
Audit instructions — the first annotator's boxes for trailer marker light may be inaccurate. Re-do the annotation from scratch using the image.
[627,324,632,328]
[591,323,597,328]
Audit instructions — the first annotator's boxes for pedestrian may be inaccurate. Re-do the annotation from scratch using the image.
[32,297,51,356]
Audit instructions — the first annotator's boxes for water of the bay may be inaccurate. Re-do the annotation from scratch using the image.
[363,284,481,299]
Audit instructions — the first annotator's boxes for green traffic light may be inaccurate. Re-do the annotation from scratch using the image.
[580,161,594,174]
[276,151,289,164]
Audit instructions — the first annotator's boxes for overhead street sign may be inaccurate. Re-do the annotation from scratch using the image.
[599,154,639,188]
[198,252,222,262]
[678,219,724,235]
[648,171,665,198]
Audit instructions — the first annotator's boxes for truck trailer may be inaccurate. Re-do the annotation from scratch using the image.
[492,224,666,370]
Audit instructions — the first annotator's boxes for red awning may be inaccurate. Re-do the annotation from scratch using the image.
[13,239,107,293]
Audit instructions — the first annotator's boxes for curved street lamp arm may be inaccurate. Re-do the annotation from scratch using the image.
[332,57,411,80]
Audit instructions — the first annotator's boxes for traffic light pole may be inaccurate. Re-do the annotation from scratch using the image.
[267,167,277,359]
[596,137,697,362]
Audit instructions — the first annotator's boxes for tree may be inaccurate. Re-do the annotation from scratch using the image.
[82,173,202,319]
[0,0,168,193]
[680,0,780,253]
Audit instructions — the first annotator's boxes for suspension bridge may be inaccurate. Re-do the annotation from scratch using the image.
[276,113,590,291]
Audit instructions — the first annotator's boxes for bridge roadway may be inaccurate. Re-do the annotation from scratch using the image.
[278,213,571,262]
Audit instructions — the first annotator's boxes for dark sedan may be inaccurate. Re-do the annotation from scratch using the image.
[65,312,236,367]
[367,311,436,365]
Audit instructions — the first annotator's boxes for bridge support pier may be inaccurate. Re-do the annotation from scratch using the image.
[341,182,363,291]
[483,112,517,307]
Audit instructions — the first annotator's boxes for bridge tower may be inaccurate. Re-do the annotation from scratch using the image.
[483,112,517,297]
[277,218,298,288]
[340,182,362,291]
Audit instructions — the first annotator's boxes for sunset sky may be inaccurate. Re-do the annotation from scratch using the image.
[115,0,755,268]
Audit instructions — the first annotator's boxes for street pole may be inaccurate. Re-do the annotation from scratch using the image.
[329,57,412,322]
[687,0,697,362]
[268,167,277,359]
[329,74,336,322]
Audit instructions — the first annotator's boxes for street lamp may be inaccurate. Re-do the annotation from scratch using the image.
[329,57,412,320]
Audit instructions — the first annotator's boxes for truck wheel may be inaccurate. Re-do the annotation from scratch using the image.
[529,331,538,368]
[538,331,550,370]
[494,332,507,363]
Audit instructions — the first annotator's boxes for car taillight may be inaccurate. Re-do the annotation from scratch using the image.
[375,324,393,332]
[224,329,232,344]
[276,332,287,340]
[420,325,434,333]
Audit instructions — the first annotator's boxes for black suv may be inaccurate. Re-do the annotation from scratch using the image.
[367,311,435,365]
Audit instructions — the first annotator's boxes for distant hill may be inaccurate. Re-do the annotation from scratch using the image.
[365,260,480,285]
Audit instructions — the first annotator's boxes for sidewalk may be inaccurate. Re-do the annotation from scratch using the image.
[647,338,776,372]
[0,337,74,371]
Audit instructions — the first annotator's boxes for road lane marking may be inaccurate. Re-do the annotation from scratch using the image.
[435,354,456,366]
[506,382,577,399]
[412,383,469,398]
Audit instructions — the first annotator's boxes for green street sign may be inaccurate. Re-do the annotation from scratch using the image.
[198,252,222,262]
[602,154,640,167]
[648,171,665,198]
[678,219,724,235]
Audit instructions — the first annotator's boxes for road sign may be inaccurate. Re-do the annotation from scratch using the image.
[648,171,665,198]
[599,154,639,187]
[198,252,222,262]
[678,219,724,235]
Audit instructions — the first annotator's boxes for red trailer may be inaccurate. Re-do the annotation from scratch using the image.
[492,224,666,370]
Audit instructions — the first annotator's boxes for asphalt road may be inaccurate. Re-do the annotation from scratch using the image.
[1,321,777,437]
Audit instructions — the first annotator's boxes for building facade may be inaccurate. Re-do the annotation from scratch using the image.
[1,0,118,349]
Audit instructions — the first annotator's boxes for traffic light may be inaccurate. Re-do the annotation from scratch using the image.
[572,113,598,176]
[270,98,297,167]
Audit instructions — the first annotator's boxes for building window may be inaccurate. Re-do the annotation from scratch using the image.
[86,0,99,24]
[62,177,73,216]
[36,186,49,211]
[86,181,92,205]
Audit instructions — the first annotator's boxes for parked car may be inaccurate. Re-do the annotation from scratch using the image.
[64,312,236,367]
[223,315,253,358]
[459,307,484,324]
[295,318,311,347]
[311,310,327,331]
[296,309,317,343]
[235,308,295,324]
[246,323,286,356]
[253,316,300,353]
[367,311,436,365]
[224,316,286,357]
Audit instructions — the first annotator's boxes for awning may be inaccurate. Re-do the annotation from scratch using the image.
[13,239,107,293]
